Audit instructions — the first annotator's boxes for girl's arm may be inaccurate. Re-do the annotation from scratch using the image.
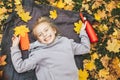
[10,36,41,73]
[72,24,90,55]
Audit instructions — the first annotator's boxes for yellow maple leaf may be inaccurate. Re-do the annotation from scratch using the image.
[83,59,96,71]
[19,12,32,22]
[78,69,89,80]
[74,20,83,34]
[94,13,101,21]
[106,38,120,53]
[0,55,7,66]
[98,69,109,78]
[91,52,99,60]
[56,0,66,9]
[15,4,32,22]
[49,10,57,19]
[15,5,24,12]
[14,25,30,37]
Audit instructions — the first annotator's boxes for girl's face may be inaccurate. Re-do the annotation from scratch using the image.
[34,22,56,44]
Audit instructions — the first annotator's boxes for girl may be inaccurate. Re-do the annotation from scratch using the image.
[11,17,90,80]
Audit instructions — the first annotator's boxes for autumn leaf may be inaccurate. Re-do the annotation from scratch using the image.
[74,20,83,34]
[100,55,111,68]
[64,0,75,10]
[49,10,57,19]
[105,1,116,12]
[91,53,99,60]
[106,38,120,53]
[15,3,32,22]
[14,0,21,5]
[94,13,101,21]
[78,69,89,80]
[98,24,108,32]
[19,12,32,22]
[117,2,120,8]
[92,0,104,9]
[112,29,118,38]
[97,10,107,19]
[64,0,73,4]
[110,57,120,78]
[81,3,89,11]
[0,55,7,66]
[0,7,7,15]
[56,0,66,9]
[14,25,30,37]
[15,5,24,12]
[64,4,74,10]
[83,59,96,71]
[98,69,109,78]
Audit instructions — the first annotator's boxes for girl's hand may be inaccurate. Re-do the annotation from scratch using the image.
[12,35,20,47]
[81,21,87,31]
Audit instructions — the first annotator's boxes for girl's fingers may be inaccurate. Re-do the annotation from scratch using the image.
[12,35,20,41]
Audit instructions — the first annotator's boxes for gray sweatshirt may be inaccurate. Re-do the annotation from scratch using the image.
[10,30,90,80]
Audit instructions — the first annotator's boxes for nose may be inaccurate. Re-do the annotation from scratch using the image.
[42,32,47,37]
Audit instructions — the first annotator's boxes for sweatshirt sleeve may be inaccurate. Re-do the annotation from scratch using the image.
[72,30,90,55]
[10,46,42,73]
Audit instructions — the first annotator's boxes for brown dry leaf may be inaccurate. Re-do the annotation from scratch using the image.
[0,7,7,15]
[98,68,109,78]
[105,74,117,80]
[110,57,120,78]
[106,38,120,53]
[109,17,114,23]
[100,55,111,68]
[105,1,116,12]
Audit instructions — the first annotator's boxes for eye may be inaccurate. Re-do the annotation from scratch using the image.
[38,33,42,37]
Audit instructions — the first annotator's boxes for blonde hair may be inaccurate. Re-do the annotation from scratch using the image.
[32,17,59,39]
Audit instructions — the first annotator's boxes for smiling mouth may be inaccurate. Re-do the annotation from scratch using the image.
[44,35,51,41]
